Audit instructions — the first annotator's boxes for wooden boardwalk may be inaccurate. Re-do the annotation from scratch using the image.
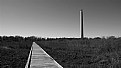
[25,42,63,68]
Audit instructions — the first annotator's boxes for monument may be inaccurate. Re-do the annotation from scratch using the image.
[80,9,84,39]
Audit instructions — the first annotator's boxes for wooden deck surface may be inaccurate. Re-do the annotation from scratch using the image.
[25,42,63,68]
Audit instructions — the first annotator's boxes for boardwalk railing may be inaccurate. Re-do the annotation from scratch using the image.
[25,45,33,68]
[25,42,63,68]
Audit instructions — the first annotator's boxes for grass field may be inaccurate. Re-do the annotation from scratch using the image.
[36,38,121,68]
[0,36,121,68]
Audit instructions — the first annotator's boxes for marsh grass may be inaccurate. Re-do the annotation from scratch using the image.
[36,38,121,68]
[1,36,121,68]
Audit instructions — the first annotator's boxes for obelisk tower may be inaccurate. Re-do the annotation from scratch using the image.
[80,9,84,39]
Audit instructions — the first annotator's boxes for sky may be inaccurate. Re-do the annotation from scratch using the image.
[0,0,121,38]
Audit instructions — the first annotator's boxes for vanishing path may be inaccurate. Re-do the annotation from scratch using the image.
[25,42,63,68]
